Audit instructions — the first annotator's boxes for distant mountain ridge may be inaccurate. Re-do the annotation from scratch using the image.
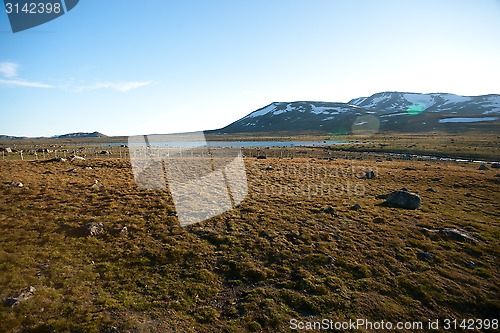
[0,135,28,140]
[0,132,107,140]
[215,92,500,134]
[52,131,108,139]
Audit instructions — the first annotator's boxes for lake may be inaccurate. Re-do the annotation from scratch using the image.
[105,140,355,148]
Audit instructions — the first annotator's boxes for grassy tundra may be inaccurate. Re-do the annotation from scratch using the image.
[0,134,499,332]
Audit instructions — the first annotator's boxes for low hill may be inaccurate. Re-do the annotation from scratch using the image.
[53,131,108,139]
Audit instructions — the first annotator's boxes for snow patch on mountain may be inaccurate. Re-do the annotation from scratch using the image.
[482,96,500,114]
[244,103,277,118]
[437,94,472,104]
[403,93,436,108]
[358,93,392,109]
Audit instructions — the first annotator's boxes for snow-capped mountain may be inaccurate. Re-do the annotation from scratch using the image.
[215,92,500,134]
[349,92,500,115]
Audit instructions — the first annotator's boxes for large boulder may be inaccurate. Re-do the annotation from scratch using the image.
[385,189,421,209]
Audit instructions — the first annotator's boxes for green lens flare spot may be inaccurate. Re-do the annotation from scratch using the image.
[407,103,426,115]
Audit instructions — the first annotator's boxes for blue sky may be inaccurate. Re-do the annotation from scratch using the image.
[1,0,499,137]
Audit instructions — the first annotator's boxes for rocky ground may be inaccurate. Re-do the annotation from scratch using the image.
[0,153,499,332]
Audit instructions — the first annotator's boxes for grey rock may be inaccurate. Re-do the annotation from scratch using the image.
[364,171,376,179]
[385,190,421,209]
[426,187,437,193]
[45,157,67,162]
[466,260,477,268]
[119,226,128,235]
[491,163,500,169]
[478,164,489,171]
[9,182,23,188]
[70,155,86,161]
[324,206,336,215]
[350,204,361,211]
[86,222,105,237]
[5,286,36,307]
[90,180,105,191]
[441,228,480,243]
[417,252,435,260]
[421,227,480,244]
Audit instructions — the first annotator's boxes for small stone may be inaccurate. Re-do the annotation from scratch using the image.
[466,260,477,268]
[5,286,36,307]
[90,180,104,191]
[256,155,267,159]
[421,227,480,244]
[324,206,336,215]
[350,204,361,211]
[491,163,500,169]
[86,222,105,237]
[263,166,274,171]
[417,252,434,260]
[478,164,489,171]
[464,193,473,197]
[71,155,86,161]
[364,171,376,179]
[10,182,23,188]
[45,157,67,162]
[426,187,437,193]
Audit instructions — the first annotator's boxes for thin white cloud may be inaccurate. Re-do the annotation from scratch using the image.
[0,62,18,78]
[0,61,153,91]
[0,61,53,88]
[78,80,154,92]
[0,78,53,88]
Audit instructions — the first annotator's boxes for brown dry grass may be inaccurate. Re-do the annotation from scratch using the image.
[0,152,499,332]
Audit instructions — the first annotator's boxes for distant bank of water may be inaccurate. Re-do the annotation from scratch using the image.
[438,117,498,123]
[103,140,354,148]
